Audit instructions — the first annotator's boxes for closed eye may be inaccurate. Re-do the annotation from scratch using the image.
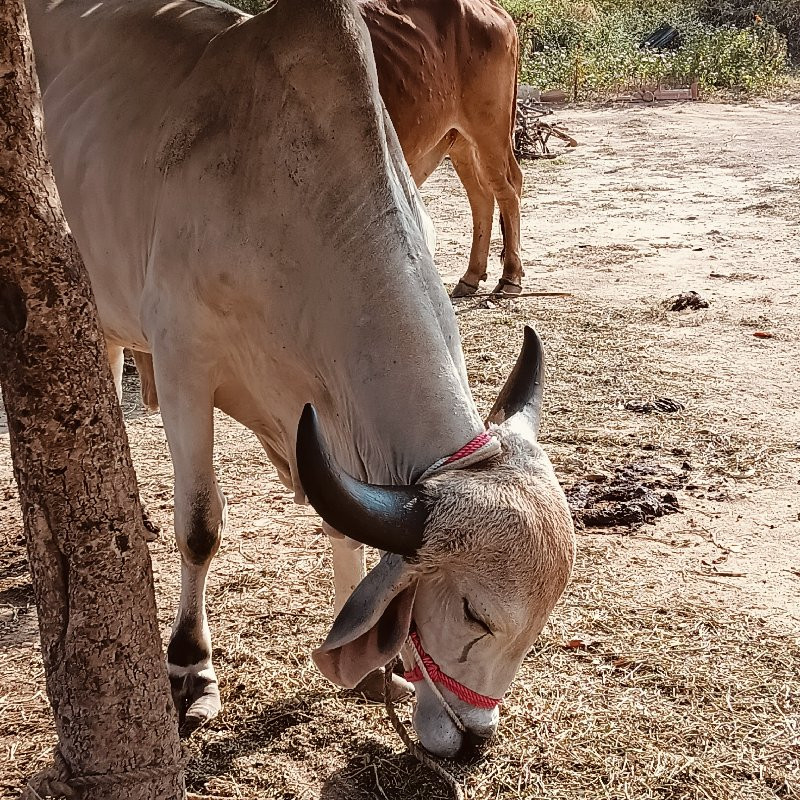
[463,597,493,635]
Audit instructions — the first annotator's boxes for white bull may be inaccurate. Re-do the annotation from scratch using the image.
[27,0,575,758]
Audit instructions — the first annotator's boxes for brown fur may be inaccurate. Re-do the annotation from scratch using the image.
[360,0,525,292]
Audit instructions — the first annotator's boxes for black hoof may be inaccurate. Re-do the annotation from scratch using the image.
[492,278,522,295]
[451,279,480,298]
[170,672,221,737]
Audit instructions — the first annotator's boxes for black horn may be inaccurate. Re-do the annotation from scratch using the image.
[486,325,545,437]
[296,405,426,556]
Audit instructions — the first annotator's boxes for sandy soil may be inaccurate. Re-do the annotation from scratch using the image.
[420,100,800,630]
[1,101,799,799]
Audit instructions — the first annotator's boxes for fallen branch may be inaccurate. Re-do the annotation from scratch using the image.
[451,291,573,301]
[514,98,578,159]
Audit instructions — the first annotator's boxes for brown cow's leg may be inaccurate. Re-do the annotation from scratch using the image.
[484,149,524,294]
[450,138,494,297]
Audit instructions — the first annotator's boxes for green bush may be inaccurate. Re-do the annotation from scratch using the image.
[226,0,790,95]
[699,0,800,56]
[499,0,790,95]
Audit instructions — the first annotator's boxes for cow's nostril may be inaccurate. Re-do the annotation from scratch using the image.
[454,729,493,763]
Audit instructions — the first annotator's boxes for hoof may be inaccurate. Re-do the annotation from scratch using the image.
[451,279,480,298]
[170,671,221,737]
[354,668,414,704]
[492,278,522,295]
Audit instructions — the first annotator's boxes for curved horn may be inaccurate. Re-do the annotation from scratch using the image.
[486,325,545,437]
[296,404,426,556]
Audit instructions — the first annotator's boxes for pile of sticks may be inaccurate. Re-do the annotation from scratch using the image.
[513,98,578,160]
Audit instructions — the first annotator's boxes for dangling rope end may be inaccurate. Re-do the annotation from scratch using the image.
[383,659,466,800]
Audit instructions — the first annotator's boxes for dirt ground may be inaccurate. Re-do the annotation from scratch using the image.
[1,101,799,799]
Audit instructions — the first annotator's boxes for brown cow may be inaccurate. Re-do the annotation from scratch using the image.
[360,0,524,296]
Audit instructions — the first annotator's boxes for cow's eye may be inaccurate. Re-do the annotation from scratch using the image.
[463,598,492,635]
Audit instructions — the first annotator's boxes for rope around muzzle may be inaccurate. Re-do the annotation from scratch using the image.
[23,745,188,799]
[384,658,465,800]
[378,431,502,798]
[404,630,501,712]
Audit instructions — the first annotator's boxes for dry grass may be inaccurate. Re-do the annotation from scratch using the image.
[456,296,789,486]
[2,293,798,799]
[10,535,795,799]
[173,534,798,800]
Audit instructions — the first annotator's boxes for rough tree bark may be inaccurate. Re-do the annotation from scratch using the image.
[0,2,185,798]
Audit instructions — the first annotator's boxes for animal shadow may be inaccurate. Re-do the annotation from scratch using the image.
[320,738,461,800]
[185,691,327,789]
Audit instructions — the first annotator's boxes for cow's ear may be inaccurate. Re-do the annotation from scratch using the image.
[313,553,416,688]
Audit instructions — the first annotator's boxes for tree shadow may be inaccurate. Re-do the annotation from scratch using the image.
[0,533,38,649]
[0,582,33,607]
[0,549,27,584]
[0,577,38,649]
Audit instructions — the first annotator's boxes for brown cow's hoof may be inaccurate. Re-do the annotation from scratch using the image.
[492,278,522,295]
[171,672,221,737]
[451,279,480,298]
[354,668,414,703]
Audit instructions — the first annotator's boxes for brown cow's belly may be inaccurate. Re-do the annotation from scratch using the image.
[360,0,462,164]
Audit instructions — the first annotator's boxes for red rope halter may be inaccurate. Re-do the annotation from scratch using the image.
[403,630,501,710]
[402,432,503,714]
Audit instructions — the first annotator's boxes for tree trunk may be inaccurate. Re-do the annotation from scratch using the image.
[0,3,184,798]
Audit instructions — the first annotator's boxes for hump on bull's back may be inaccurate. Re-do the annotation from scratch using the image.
[156,0,386,181]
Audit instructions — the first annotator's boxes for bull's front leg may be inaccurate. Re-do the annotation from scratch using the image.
[325,523,366,615]
[324,524,413,702]
[155,354,225,735]
[168,482,225,736]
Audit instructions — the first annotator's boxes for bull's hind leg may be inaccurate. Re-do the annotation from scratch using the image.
[106,341,124,400]
[154,354,226,735]
[132,350,160,411]
[449,137,495,297]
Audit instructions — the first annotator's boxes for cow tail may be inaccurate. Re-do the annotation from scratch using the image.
[500,30,521,261]
[511,38,519,143]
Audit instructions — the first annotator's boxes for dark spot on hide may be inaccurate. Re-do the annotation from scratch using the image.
[114,533,130,553]
[0,280,27,334]
[167,623,210,667]
[185,491,220,564]
[156,102,230,174]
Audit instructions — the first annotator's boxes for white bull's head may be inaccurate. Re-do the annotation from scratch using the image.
[296,327,575,758]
